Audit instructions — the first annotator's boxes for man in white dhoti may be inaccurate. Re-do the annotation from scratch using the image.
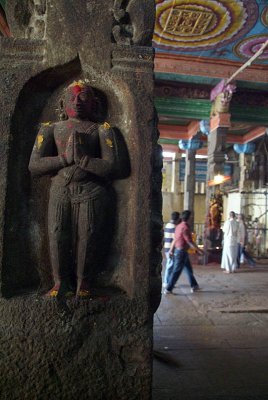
[221,211,239,273]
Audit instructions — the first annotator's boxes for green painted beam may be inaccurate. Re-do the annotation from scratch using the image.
[154,97,268,125]
[155,97,211,120]
[231,105,268,124]
[158,118,192,125]
[159,138,179,145]
[0,0,5,10]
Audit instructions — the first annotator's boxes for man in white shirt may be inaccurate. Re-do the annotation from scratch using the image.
[221,211,239,273]
[163,212,180,287]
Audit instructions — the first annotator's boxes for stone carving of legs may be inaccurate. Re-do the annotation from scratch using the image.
[48,186,73,293]
[75,188,108,295]
[47,181,109,295]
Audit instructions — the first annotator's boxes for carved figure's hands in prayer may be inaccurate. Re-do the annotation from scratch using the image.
[61,134,74,165]
[74,133,86,164]
[66,134,75,165]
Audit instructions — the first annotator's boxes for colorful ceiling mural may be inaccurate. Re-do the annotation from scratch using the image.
[153,0,268,64]
[0,0,266,150]
[153,1,268,152]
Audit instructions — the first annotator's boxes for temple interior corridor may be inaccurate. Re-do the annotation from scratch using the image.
[153,262,268,400]
[0,1,268,398]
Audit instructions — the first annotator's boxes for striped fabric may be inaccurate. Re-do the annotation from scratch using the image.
[164,222,176,251]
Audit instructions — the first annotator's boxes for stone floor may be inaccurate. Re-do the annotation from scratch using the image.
[153,261,268,400]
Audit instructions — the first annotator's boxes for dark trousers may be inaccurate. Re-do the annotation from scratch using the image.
[167,249,198,291]
[237,243,255,267]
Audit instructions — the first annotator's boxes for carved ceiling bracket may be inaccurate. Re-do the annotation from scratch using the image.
[112,0,133,45]
[112,0,155,46]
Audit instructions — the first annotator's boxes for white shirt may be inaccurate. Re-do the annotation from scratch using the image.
[223,218,239,246]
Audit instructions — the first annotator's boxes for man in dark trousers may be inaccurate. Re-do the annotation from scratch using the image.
[164,210,204,294]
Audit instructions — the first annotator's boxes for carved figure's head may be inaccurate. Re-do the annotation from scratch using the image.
[221,83,236,105]
[225,83,236,94]
[64,81,95,119]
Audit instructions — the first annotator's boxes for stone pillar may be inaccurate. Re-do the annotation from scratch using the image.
[204,113,230,261]
[239,153,253,193]
[206,113,230,202]
[174,152,181,194]
[0,1,160,399]
[184,149,196,229]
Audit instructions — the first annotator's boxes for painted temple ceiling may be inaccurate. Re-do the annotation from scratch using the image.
[0,1,267,152]
[153,0,268,152]
[153,0,268,64]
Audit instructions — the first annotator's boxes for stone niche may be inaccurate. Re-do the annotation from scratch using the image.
[0,1,163,399]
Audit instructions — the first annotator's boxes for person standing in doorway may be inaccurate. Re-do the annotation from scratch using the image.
[164,210,203,294]
[163,211,180,288]
[237,213,256,267]
[221,211,239,273]
[253,217,262,256]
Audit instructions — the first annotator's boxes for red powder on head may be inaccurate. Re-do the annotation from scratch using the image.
[66,107,77,118]
[71,85,82,95]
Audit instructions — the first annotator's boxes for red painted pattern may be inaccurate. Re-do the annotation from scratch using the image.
[71,85,82,95]
[66,107,77,118]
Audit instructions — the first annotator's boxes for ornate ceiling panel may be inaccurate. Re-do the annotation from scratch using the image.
[153,0,268,64]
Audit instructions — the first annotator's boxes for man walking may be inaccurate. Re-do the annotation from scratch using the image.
[164,210,203,294]
[163,211,180,288]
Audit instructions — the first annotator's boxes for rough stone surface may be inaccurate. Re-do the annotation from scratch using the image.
[0,1,161,398]
[0,293,152,400]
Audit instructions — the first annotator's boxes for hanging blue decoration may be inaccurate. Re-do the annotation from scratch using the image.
[200,120,210,135]
[233,143,256,154]
[178,139,203,151]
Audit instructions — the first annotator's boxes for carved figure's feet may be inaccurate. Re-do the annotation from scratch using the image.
[76,280,90,297]
[77,290,90,297]
[46,284,60,297]
[46,284,75,298]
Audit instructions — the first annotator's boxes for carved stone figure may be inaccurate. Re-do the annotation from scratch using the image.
[29,81,116,297]
[209,192,223,230]
[206,192,223,249]
[211,82,236,116]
